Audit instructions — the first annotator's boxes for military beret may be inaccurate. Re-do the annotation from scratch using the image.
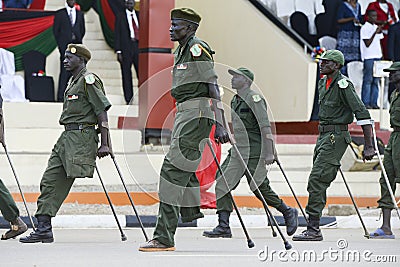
[66,44,91,62]
[171,8,201,25]
[319,49,345,66]
[383,62,400,72]
[228,67,254,82]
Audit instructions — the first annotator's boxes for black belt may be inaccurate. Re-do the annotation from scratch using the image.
[393,126,400,132]
[318,124,348,133]
[64,124,95,131]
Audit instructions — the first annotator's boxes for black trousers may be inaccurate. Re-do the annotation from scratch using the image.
[119,40,139,104]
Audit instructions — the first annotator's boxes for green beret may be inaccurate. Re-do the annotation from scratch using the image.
[228,67,254,82]
[383,61,400,72]
[171,8,201,25]
[319,49,345,66]
[66,44,91,62]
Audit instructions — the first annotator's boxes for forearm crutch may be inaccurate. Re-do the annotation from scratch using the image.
[339,168,369,238]
[362,119,400,220]
[221,120,292,250]
[276,160,308,222]
[2,144,36,230]
[95,165,127,241]
[206,139,255,248]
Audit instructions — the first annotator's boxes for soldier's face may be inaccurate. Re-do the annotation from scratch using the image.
[170,20,189,41]
[319,59,338,75]
[389,70,400,84]
[63,52,82,71]
[231,74,248,90]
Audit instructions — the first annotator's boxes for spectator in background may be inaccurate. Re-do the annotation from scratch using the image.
[360,9,384,109]
[322,0,343,37]
[336,0,363,75]
[3,0,32,8]
[366,0,398,59]
[387,9,400,98]
[53,0,85,102]
[114,0,139,104]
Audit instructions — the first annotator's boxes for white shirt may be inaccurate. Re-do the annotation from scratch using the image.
[126,9,139,39]
[360,21,384,60]
[65,4,76,26]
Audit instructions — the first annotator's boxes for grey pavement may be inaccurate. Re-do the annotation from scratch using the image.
[1,228,399,267]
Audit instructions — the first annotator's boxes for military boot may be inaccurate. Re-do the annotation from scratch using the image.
[277,203,299,236]
[1,217,28,240]
[203,211,232,238]
[292,216,323,241]
[19,215,54,243]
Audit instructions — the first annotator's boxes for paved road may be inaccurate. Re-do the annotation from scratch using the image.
[1,228,399,267]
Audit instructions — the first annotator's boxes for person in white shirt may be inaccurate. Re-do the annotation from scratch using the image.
[360,9,384,109]
[114,0,140,104]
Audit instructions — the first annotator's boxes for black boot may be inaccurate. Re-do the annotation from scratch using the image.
[203,211,232,238]
[277,203,299,236]
[292,215,323,241]
[19,215,54,243]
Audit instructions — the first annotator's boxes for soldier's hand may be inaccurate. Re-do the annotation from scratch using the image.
[214,123,229,144]
[264,153,275,165]
[97,145,110,158]
[362,145,375,161]
[0,113,5,147]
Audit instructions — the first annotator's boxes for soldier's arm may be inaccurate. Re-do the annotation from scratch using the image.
[97,111,111,158]
[208,82,229,144]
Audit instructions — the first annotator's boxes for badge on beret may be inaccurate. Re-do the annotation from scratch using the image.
[71,47,76,54]
[190,44,202,57]
[85,74,95,84]
[252,95,261,102]
[338,78,348,89]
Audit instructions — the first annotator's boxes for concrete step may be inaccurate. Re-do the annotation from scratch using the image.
[84,39,111,50]
[105,86,123,97]
[107,94,126,106]
[84,31,106,41]
[89,59,120,70]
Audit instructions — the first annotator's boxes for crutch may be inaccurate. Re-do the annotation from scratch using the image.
[222,121,292,250]
[2,144,36,230]
[362,119,400,220]
[206,139,255,248]
[107,131,148,241]
[276,160,308,222]
[95,165,127,241]
[338,168,369,238]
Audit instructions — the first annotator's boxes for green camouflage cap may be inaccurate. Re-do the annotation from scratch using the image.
[228,67,254,82]
[319,49,345,65]
[383,62,400,72]
[171,8,201,25]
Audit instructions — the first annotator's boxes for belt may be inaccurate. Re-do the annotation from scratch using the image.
[176,99,210,112]
[64,124,95,131]
[318,124,348,133]
[393,126,400,132]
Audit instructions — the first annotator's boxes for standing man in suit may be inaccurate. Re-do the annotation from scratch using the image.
[53,0,85,102]
[114,0,139,104]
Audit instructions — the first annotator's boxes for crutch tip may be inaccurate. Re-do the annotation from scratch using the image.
[284,241,292,250]
[121,234,128,241]
[247,239,255,248]
[364,234,371,239]
[272,232,278,237]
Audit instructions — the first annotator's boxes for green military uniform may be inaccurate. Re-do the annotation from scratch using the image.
[0,93,20,223]
[0,180,19,223]
[305,71,371,218]
[152,33,216,247]
[215,87,282,212]
[35,67,111,217]
[377,88,400,209]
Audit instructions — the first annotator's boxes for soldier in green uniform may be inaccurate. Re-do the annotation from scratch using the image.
[139,8,229,252]
[203,67,298,238]
[370,62,400,239]
[20,44,112,243]
[0,91,28,240]
[293,50,375,242]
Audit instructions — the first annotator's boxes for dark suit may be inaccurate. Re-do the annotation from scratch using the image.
[53,7,85,102]
[114,10,139,103]
[388,22,400,98]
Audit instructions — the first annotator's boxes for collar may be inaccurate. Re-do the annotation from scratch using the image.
[126,9,135,16]
[65,4,75,12]
[70,67,87,85]
[237,87,252,99]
